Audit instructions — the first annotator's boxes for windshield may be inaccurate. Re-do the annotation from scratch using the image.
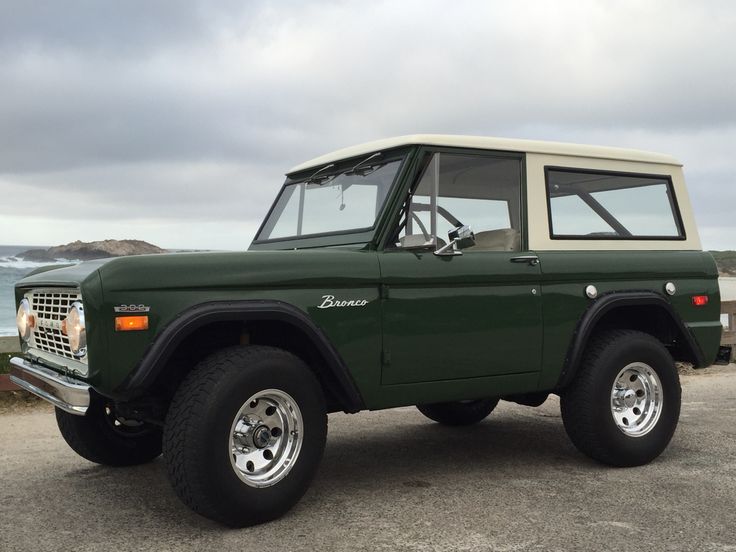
[256,153,405,241]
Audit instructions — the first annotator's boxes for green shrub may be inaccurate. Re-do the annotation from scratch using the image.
[0,353,15,374]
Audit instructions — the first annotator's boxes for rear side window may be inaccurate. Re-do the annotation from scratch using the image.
[545,168,684,239]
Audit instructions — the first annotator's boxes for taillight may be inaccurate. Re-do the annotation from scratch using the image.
[691,295,708,307]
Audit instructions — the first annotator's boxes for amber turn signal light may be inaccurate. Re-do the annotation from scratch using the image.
[691,295,708,307]
[115,315,149,332]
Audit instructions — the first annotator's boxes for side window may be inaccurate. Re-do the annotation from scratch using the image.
[546,168,684,239]
[397,153,522,251]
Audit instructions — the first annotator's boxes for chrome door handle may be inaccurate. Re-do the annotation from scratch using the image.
[510,255,539,266]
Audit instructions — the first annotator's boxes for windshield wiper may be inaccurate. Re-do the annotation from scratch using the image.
[345,152,383,176]
[306,151,384,185]
[306,163,336,184]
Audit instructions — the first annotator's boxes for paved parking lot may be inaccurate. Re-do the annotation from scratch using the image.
[1,366,735,552]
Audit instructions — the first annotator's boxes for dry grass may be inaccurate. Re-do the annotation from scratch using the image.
[711,250,736,276]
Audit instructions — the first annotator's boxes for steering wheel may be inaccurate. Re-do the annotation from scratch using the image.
[410,212,431,241]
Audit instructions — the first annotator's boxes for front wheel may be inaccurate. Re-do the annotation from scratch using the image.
[560,329,681,467]
[163,345,327,527]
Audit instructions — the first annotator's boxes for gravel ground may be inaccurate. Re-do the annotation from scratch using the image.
[1,366,735,552]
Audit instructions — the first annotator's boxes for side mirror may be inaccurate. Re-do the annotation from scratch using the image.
[434,225,475,256]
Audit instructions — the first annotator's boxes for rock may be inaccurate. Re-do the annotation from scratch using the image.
[16,249,54,262]
[16,240,166,262]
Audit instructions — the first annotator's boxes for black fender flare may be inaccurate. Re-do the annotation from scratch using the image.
[556,291,706,389]
[115,300,365,412]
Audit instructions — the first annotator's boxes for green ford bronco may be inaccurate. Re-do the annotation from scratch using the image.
[11,135,723,526]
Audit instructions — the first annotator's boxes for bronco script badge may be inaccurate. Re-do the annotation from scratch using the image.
[317,295,369,309]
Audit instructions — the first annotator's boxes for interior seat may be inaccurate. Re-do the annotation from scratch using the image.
[468,228,520,251]
[399,235,447,248]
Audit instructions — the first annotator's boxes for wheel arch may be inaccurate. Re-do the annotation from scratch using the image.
[556,291,706,389]
[115,300,365,413]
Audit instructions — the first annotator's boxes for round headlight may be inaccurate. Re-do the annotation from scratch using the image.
[16,298,35,342]
[65,301,87,357]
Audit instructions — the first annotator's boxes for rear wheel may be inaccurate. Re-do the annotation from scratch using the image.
[163,345,327,527]
[417,398,499,426]
[55,398,162,466]
[560,329,681,467]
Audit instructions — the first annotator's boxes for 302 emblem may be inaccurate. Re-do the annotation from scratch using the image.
[114,304,151,313]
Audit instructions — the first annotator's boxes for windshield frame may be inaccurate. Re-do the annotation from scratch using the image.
[251,147,413,249]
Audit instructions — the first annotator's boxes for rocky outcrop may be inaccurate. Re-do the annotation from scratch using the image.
[17,240,166,262]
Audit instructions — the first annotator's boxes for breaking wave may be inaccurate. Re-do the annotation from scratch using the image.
[0,256,79,270]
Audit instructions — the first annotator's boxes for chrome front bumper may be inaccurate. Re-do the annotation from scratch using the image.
[9,357,91,415]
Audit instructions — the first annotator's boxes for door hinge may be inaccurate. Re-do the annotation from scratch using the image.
[380,284,390,299]
[382,350,391,365]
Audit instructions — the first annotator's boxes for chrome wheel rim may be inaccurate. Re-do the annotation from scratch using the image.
[229,389,303,488]
[610,362,663,437]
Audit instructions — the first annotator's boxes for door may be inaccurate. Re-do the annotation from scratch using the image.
[379,150,542,385]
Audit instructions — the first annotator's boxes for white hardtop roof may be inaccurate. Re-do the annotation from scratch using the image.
[288,134,681,174]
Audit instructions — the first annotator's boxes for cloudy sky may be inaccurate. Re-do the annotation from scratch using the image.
[1,0,734,250]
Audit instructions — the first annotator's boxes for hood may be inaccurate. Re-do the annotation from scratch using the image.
[15,249,379,296]
[16,258,114,290]
[94,249,379,293]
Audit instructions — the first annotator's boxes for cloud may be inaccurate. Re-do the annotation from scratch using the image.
[0,0,734,249]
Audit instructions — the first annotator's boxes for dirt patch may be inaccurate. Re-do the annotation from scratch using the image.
[677,362,696,375]
[678,362,735,378]
[0,390,50,415]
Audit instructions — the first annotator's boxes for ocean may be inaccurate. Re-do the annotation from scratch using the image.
[0,244,72,336]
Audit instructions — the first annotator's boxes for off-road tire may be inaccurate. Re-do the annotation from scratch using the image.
[162,345,327,527]
[417,398,499,426]
[560,329,681,467]
[55,398,162,466]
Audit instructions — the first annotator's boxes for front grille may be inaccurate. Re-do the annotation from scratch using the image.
[30,289,80,322]
[28,288,84,361]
